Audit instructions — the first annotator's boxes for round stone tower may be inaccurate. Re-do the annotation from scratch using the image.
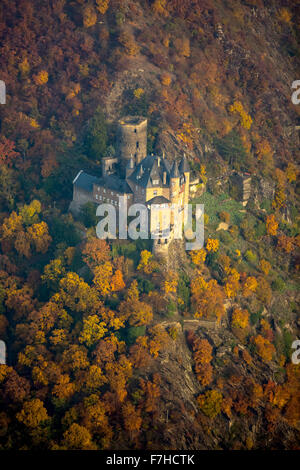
[118,116,147,169]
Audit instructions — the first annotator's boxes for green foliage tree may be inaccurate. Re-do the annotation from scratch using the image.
[80,202,98,228]
[215,130,248,170]
[85,108,108,161]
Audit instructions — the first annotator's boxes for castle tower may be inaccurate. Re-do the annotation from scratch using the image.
[179,154,190,206]
[170,160,180,204]
[118,116,147,174]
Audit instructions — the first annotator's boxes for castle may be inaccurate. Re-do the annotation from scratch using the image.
[70,116,191,237]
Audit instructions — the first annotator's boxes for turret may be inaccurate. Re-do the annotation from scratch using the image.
[170,160,180,204]
[170,160,180,179]
[125,155,135,178]
[179,154,190,205]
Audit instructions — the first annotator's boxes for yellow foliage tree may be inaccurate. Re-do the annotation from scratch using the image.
[243,276,257,297]
[266,214,278,236]
[231,308,249,329]
[278,8,292,23]
[96,0,110,15]
[93,262,113,296]
[286,163,297,183]
[16,398,48,428]
[28,221,52,254]
[152,0,169,16]
[229,100,252,129]
[190,248,206,266]
[164,271,178,294]
[79,315,107,347]
[63,423,95,450]
[253,334,275,362]
[133,88,144,99]
[137,250,155,274]
[206,238,219,253]
[33,70,48,85]
[260,259,271,276]
[83,5,97,27]
[197,390,223,419]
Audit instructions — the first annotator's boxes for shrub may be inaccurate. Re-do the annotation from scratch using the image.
[272,277,286,292]
[80,202,98,228]
[219,211,230,224]
[166,301,177,317]
[126,326,146,345]
[197,390,223,418]
[245,250,257,264]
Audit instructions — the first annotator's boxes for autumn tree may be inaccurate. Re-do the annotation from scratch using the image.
[119,282,153,327]
[242,276,257,297]
[163,270,178,295]
[0,136,20,166]
[190,336,213,386]
[190,248,206,267]
[96,0,110,15]
[33,70,48,85]
[253,334,276,362]
[83,5,97,28]
[255,276,272,305]
[122,402,142,440]
[191,276,225,322]
[266,214,278,236]
[62,423,96,450]
[197,390,223,419]
[93,262,113,297]
[16,398,49,428]
[231,307,249,329]
[260,259,271,276]
[82,237,111,269]
[79,315,107,347]
[119,30,140,56]
[206,238,219,253]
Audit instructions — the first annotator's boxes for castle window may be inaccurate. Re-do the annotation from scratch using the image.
[134,128,137,133]
[136,141,139,149]
[153,190,157,196]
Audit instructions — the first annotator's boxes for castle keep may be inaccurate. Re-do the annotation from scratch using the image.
[70,116,190,225]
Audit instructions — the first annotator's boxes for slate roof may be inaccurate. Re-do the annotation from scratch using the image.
[128,154,174,188]
[73,171,99,192]
[179,154,190,173]
[73,153,190,195]
[73,171,132,194]
[170,160,180,178]
[146,195,171,205]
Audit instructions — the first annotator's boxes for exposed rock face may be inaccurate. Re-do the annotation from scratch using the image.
[141,326,211,450]
[253,176,275,204]
[140,322,300,450]
[229,173,252,206]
